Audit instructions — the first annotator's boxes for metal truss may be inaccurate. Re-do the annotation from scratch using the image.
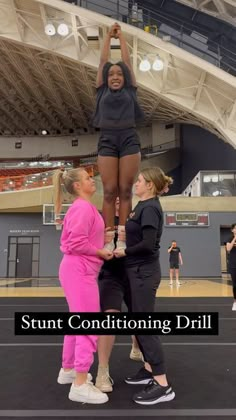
[0,0,235,147]
[175,0,236,27]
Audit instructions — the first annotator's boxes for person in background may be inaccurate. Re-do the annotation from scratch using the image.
[114,167,175,405]
[93,22,144,251]
[168,240,183,286]
[226,223,236,311]
[53,168,113,404]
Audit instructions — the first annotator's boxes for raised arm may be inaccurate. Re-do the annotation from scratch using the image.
[96,25,115,88]
[168,246,173,253]
[116,24,137,86]
[226,237,236,252]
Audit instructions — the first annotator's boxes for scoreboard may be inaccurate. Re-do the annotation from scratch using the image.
[165,212,209,227]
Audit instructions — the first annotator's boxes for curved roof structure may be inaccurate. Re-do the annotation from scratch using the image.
[0,0,235,147]
[175,0,236,27]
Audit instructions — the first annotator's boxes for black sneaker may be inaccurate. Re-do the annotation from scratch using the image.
[133,379,175,405]
[125,367,153,385]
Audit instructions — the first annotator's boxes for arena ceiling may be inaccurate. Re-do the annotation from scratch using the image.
[0,0,235,148]
[175,0,236,27]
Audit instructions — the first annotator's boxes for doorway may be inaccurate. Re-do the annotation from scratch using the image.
[220,227,230,275]
[7,236,40,278]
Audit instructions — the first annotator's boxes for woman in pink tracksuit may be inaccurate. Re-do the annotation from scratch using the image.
[53,167,113,404]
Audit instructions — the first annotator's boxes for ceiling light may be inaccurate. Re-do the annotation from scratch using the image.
[57,23,69,36]
[139,56,151,72]
[45,23,56,36]
[212,190,221,196]
[152,55,164,71]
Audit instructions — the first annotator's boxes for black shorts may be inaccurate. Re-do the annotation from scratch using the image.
[170,262,179,269]
[98,262,131,312]
[98,128,140,158]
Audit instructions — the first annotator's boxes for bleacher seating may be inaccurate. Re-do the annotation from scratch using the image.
[0,167,54,178]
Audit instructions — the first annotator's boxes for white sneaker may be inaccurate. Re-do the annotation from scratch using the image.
[116,240,126,250]
[232,302,236,311]
[69,382,109,404]
[57,368,92,384]
[104,240,115,252]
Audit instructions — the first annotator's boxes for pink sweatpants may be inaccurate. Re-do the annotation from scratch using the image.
[59,254,101,372]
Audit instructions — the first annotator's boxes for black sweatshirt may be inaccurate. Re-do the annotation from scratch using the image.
[125,197,163,266]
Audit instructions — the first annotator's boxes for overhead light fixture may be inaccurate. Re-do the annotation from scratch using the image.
[139,56,151,72]
[144,151,167,158]
[57,23,69,36]
[44,23,56,36]
[212,190,221,196]
[152,55,164,71]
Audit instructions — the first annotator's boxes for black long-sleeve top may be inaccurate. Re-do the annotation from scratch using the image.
[125,197,163,266]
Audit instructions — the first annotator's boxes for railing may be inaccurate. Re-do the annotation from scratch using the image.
[0,164,99,192]
[63,0,236,75]
[0,161,73,169]
[182,170,236,197]
[141,140,178,157]
[0,171,54,192]
[0,136,178,192]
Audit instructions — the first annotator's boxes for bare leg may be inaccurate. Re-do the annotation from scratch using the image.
[143,364,168,386]
[97,156,119,228]
[96,309,119,392]
[74,372,88,386]
[132,336,139,350]
[169,269,174,285]
[175,269,180,285]
[130,335,143,361]
[97,310,118,365]
[118,153,141,225]
[153,373,168,387]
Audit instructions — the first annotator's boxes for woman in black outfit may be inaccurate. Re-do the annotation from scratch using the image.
[114,167,175,406]
[226,223,236,311]
[93,22,144,251]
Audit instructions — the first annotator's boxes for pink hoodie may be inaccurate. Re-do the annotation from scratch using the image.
[60,198,104,269]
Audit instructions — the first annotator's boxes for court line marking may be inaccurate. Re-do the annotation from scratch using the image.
[0,303,233,307]
[0,342,236,346]
[0,304,67,307]
[0,409,236,417]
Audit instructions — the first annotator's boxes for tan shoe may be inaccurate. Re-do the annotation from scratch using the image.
[130,347,144,362]
[95,366,114,393]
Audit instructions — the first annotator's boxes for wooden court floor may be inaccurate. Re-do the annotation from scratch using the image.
[0,275,233,298]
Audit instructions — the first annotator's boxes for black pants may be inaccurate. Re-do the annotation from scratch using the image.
[126,260,165,376]
[229,268,236,299]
